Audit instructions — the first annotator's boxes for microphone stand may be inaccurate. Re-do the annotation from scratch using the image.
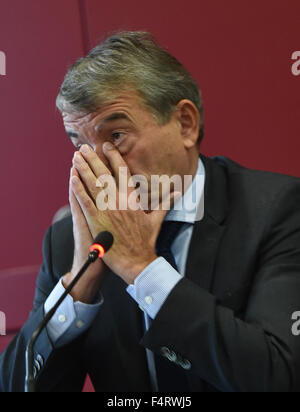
[25,250,100,393]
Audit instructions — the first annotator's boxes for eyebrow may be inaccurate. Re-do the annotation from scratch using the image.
[95,112,132,132]
[66,112,131,140]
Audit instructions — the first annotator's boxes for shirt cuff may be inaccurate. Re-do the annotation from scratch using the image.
[44,279,103,347]
[126,257,183,319]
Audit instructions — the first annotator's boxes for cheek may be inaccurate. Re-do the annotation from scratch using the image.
[117,140,134,157]
[120,141,152,177]
[131,144,167,178]
[120,128,177,174]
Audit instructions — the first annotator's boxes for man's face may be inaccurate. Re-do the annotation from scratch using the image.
[63,90,196,196]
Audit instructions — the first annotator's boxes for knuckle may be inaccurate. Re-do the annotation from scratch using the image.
[82,197,92,209]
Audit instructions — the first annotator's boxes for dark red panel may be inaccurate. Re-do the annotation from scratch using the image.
[84,0,300,176]
[0,0,84,270]
[0,267,38,332]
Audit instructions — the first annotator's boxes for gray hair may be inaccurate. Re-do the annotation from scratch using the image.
[56,31,204,144]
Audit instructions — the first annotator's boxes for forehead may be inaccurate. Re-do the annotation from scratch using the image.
[62,90,151,132]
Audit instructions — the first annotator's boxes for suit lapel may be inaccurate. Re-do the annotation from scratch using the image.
[185,154,229,292]
[183,154,229,391]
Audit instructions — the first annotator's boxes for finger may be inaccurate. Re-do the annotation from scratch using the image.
[79,144,111,177]
[73,152,99,202]
[69,166,81,210]
[69,167,86,230]
[102,142,133,191]
[71,173,98,228]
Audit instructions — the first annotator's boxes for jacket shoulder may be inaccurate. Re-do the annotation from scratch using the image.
[212,155,300,195]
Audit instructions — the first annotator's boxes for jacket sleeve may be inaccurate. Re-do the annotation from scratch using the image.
[0,225,87,392]
[141,181,300,392]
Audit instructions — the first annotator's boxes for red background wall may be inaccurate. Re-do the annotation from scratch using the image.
[1,0,300,275]
[0,0,299,388]
[1,0,300,274]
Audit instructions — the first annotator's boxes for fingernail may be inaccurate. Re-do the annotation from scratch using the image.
[103,142,114,151]
[74,152,83,162]
[81,144,92,154]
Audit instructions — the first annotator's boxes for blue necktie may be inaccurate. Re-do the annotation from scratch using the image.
[155,221,185,270]
[153,220,189,392]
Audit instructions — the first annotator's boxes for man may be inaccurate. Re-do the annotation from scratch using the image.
[1,31,300,392]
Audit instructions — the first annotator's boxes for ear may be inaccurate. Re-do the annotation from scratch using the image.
[174,99,200,149]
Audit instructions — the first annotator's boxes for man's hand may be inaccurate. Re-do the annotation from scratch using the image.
[62,167,111,303]
[71,143,176,285]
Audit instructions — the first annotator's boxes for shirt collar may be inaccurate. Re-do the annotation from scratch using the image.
[164,157,206,224]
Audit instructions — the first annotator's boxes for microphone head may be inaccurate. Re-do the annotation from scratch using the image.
[90,231,114,258]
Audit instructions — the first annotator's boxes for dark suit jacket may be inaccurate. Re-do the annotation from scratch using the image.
[1,154,300,392]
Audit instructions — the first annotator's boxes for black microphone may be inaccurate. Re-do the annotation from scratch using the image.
[25,231,114,392]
